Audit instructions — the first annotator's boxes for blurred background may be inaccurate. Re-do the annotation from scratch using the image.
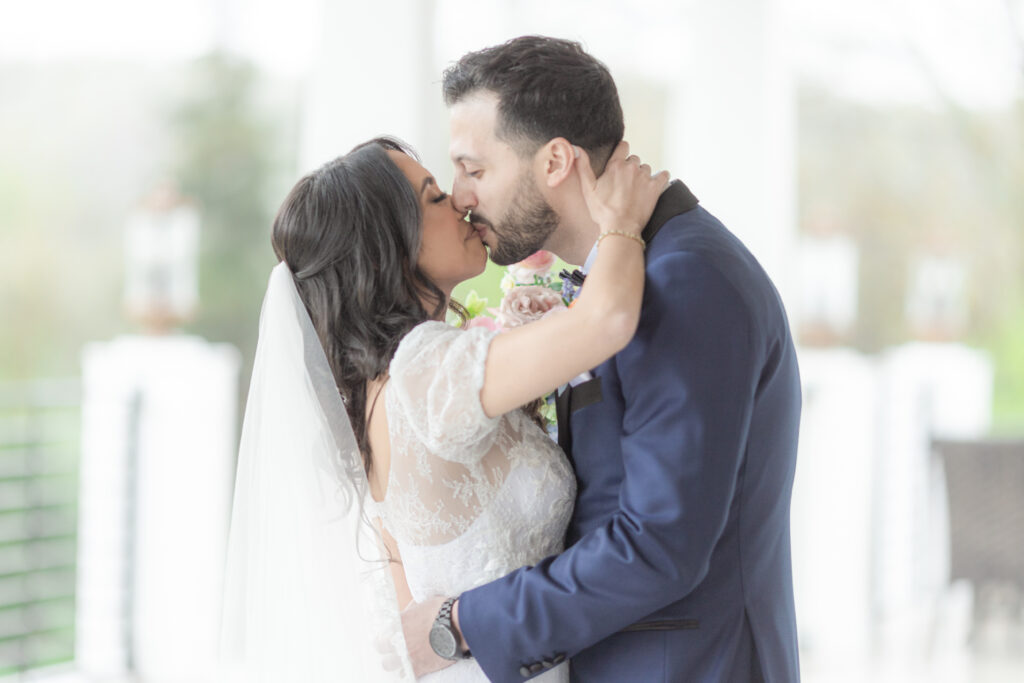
[1,0,1022,681]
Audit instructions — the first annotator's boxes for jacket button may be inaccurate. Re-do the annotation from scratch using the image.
[520,665,531,678]
[552,653,566,665]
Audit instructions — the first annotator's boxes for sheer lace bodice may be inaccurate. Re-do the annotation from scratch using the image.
[375,321,575,682]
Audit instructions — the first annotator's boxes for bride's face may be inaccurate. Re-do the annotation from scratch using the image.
[387,150,488,292]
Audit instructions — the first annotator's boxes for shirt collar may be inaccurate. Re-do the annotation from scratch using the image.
[581,241,600,274]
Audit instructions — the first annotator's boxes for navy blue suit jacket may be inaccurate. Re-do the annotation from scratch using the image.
[459,181,801,682]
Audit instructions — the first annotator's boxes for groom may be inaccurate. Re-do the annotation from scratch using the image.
[403,36,801,682]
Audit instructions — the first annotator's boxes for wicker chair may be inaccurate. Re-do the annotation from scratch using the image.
[933,438,1024,641]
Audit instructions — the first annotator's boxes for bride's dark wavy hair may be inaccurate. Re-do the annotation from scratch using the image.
[271,137,467,477]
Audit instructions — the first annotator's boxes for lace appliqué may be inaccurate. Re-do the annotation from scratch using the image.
[381,321,576,607]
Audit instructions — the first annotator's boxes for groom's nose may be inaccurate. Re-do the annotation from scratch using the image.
[451,177,476,214]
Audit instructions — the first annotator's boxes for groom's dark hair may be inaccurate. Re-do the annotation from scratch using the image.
[443,35,624,174]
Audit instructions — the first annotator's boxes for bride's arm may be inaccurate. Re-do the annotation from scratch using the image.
[480,141,668,419]
[376,519,413,609]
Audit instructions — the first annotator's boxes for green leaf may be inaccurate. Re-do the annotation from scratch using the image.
[464,290,489,318]
[539,401,558,426]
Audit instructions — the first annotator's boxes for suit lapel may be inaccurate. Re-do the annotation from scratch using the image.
[555,387,573,461]
[641,179,699,245]
[556,180,699,463]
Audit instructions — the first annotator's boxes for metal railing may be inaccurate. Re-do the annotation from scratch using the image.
[0,380,80,677]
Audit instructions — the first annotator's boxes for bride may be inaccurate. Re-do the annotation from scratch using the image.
[219,136,666,681]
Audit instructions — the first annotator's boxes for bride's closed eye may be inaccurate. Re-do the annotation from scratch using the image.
[431,192,450,204]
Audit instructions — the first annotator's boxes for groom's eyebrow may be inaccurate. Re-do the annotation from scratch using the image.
[453,154,480,164]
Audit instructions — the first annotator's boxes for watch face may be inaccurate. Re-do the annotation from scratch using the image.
[429,624,457,659]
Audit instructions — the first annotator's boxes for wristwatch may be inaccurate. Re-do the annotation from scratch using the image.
[429,597,471,660]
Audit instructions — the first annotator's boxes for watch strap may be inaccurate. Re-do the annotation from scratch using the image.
[436,596,456,626]
[433,597,470,659]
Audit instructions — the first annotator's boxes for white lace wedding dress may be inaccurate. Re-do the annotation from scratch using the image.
[370,320,575,682]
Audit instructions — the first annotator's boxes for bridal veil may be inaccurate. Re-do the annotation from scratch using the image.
[219,262,411,681]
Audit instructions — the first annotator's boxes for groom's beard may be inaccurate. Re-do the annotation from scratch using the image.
[475,172,559,266]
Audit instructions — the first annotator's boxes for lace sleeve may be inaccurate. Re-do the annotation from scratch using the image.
[388,321,501,463]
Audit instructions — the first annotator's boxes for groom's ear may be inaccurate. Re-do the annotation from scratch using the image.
[538,138,576,189]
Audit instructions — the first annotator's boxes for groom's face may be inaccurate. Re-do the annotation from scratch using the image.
[449,92,558,266]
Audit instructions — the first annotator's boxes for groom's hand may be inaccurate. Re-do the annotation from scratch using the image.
[400,595,464,677]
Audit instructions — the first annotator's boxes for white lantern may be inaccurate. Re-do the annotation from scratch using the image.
[905,253,969,341]
[124,185,199,332]
[796,234,859,345]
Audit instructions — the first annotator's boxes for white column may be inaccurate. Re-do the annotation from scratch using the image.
[77,355,136,677]
[77,335,239,682]
[666,0,797,314]
[791,349,878,662]
[873,343,993,654]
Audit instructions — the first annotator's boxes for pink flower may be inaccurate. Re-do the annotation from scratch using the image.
[519,250,556,271]
[508,250,557,284]
[466,315,502,332]
[496,285,567,329]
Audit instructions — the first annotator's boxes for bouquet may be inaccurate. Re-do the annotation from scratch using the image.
[463,250,581,437]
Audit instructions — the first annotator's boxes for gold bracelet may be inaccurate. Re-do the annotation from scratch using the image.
[597,230,646,250]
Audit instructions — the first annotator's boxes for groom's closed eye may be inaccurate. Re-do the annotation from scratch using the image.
[457,162,482,179]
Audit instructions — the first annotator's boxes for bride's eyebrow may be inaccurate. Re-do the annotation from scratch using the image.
[419,177,437,195]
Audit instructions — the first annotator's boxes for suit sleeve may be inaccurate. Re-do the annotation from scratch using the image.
[457,251,763,683]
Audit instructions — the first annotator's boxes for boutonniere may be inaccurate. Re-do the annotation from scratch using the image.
[558,268,585,306]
